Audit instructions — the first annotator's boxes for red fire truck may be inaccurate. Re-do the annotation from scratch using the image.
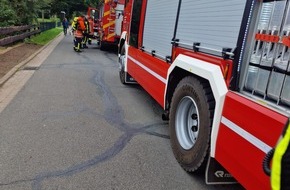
[98,0,125,50]
[86,7,100,43]
[118,0,290,189]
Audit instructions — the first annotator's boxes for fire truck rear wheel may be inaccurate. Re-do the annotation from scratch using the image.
[119,46,126,84]
[100,41,106,51]
[169,76,213,172]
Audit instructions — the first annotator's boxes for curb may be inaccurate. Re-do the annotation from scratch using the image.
[0,33,64,87]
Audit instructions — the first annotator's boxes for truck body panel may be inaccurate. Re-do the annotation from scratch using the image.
[99,0,125,46]
[127,46,168,107]
[217,92,288,190]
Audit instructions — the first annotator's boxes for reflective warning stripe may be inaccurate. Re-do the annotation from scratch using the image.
[103,21,115,29]
[128,55,167,84]
[271,123,290,190]
[107,33,115,39]
[104,11,110,17]
[221,117,272,153]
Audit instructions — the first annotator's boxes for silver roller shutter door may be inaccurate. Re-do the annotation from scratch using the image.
[142,0,179,59]
[176,0,247,55]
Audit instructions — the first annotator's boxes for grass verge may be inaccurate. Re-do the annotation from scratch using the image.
[37,18,60,23]
[26,27,63,45]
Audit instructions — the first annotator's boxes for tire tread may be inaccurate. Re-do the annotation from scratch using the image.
[169,76,215,173]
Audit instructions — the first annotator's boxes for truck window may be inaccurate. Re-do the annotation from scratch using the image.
[129,0,143,48]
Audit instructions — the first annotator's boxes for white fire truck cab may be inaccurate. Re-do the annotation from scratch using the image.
[118,0,290,189]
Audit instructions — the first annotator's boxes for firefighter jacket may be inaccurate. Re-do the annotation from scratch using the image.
[84,18,90,34]
[88,18,94,35]
[74,30,84,38]
[271,121,290,190]
[73,17,86,38]
[72,17,78,31]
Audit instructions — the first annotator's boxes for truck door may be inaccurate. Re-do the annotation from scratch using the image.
[216,1,290,189]
[127,0,178,107]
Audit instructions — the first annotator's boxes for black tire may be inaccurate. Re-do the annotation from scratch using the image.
[100,41,106,51]
[169,76,214,172]
[119,45,126,84]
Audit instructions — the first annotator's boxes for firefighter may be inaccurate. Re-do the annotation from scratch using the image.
[271,121,290,190]
[73,16,86,52]
[81,15,90,49]
[71,17,78,45]
[87,16,95,45]
[71,17,78,33]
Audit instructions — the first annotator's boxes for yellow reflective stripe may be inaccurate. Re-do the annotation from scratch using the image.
[107,33,115,39]
[271,123,290,190]
[104,11,110,17]
[103,21,115,29]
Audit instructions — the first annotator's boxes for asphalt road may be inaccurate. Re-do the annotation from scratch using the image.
[0,35,244,190]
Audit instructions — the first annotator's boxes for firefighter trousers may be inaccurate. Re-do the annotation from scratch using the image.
[74,37,82,52]
[82,33,89,48]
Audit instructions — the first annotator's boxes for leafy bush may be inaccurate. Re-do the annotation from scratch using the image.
[0,0,17,27]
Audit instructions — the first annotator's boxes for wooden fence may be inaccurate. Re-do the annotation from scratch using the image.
[0,25,41,46]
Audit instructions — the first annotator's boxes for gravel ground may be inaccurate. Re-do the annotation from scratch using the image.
[0,43,42,79]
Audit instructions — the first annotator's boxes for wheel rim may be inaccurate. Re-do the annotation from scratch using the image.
[175,96,200,150]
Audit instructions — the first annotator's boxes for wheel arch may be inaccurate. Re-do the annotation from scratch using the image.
[166,54,228,157]
[118,31,127,56]
[165,67,208,112]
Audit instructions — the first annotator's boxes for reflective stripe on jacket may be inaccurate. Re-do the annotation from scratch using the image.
[84,20,90,34]
[72,17,78,30]
[271,122,290,190]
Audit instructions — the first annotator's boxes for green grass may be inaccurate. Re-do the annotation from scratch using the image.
[37,18,60,23]
[27,27,63,45]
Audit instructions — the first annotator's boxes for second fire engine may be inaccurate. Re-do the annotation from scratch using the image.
[98,0,125,50]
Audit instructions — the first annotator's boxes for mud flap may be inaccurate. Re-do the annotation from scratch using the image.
[205,157,237,185]
[125,73,137,84]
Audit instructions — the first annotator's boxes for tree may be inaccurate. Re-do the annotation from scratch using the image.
[0,0,51,26]
[14,0,37,25]
[0,0,103,27]
[0,0,17,27]
[36,0,52,20]
[50,0,103,20]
